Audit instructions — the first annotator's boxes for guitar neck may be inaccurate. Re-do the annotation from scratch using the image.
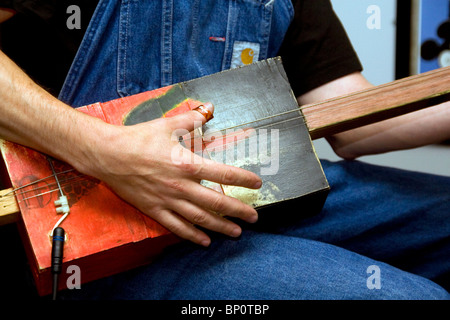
[1,66,450,226]
[302,66,450,140]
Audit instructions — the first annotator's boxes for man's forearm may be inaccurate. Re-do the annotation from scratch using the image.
[298,72,450,159]
[326,102,450,160]
[0,8,15,23]
[0,50,107,172]
[0,50,261,246]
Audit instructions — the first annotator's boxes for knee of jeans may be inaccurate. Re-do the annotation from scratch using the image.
[409,283,450,300]
[361,275,450,300]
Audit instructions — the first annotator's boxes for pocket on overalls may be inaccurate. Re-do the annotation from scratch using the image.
[222,0,294,70]
[115,0,294,97]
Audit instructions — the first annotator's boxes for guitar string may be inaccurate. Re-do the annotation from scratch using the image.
[2,125,277,202]
[14,171,92,197]
[198,66,450,129]
[1,168,76,197]
[0,90,442,204]
[1,115,305,201]
[0,172,92,204]
[183,70,450,143]
[3,124,275,203]
[0,88,440,203]
[17,175,92,202]
[3,68,449,201]
[225,66,450,124]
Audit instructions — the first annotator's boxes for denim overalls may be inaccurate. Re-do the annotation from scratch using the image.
[57,0,450,300]
[58,0,294,107]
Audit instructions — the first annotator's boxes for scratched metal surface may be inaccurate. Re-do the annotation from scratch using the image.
[182,58,329,212]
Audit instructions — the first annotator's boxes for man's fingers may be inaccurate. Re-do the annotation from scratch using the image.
[151,209,212,247]
[166,102,262,190]
[186,156,262,189]
[170,200,243,238]
[168,102,214,133]
[181,180,259,224]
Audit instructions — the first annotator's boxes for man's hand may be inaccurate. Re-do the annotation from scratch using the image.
[70,103,262,247]
[0,50,261,247]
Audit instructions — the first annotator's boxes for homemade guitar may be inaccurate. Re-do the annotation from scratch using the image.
[0,58,449,296]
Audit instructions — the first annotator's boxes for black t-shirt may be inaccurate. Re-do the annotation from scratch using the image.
[279,0,363,96]
[0,0,362,98]
[0,0,97,96]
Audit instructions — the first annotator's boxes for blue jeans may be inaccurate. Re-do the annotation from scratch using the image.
[60,160,450,300]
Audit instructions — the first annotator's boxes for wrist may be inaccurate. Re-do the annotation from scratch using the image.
[59,112,119,178]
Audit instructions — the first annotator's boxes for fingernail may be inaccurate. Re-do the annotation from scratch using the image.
[200,239,211,247]
[247,213,258,224]
[203,102,214,113]
[253,180,262,189]
[231,227,242,237]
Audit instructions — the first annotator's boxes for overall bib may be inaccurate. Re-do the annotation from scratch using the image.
[58,0,294,107]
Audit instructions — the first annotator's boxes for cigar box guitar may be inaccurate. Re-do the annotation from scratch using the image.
[0,58,449,296]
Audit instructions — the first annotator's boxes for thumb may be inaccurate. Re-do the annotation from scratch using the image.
[167,102,214,132]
